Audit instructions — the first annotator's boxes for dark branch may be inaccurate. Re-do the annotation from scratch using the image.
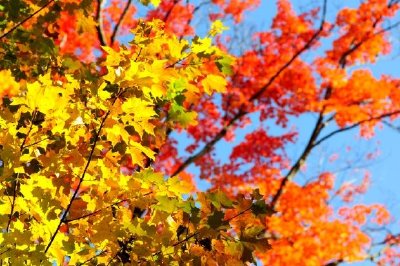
[265,4,400,207]
[171,0,329,177]
[45,91,123,253]
[64,192,152,223]
[6,177,18,232]
[163,0,179,22]
[110,0,133,45]
[65,199,127,223]
[22,136,51,149]
[96,0,108,46]
[80,250,108,265]
[270,109,326,208]
[249,0,328,102]
[383,120,400,133]
[20,110,37,152]
[0,0,55,41]
[313,110,400,148]
[149,203,254,261]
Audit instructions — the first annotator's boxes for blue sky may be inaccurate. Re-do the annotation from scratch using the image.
[245,0,400,214]
[155,0,400,264]
[241,1,400,264]
[173,0,400,229]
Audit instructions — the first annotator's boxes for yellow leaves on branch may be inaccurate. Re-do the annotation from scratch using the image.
[202,74,227,95]
[209,20,229,37]
[0,19,236,265]
[0,70,20,104]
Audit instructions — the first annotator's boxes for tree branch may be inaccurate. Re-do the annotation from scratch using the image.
[163,0,180,22]
[110,0,133,46]
[80,250,108,265]
[45,91,123,253]
[313,110,400,148]
[19,110,37,151]
[171,0,328,177]
[0,0,55,41]
[6,176,18,232]
[64,192,152,223]
[96,0,108,46]
[383,120,400,133]
[249,0,328,102]
[265,5,400,207]
[22,136,51,149]
[149,203,253,261]
[270,109,326,208]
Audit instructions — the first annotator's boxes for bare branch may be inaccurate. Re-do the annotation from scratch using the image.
[383,120,400,133]
[313,110,400,148]
[95,0,108,46]
[270,109,326,208]
[110,0,133,45]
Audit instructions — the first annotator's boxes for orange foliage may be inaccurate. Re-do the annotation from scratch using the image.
[2,0,400,265]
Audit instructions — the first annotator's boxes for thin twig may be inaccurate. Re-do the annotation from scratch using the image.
[0,248,10,257]
[20,110,37,151]
[149,203,254,261]
[45,91,123,253]
[0,0,55,41]
[248,0,328,102]
[6,175,18,232]
[22,136,51,149]
[65,192,152,223]
[313,110,400,148]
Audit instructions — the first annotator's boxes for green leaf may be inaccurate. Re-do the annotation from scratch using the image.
[251,200,274,217]
[207,210,228,229]
[154,195,179,213]
[215,56,234,75]
[208,190,233,209]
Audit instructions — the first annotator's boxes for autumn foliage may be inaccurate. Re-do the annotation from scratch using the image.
[1,0,400,265]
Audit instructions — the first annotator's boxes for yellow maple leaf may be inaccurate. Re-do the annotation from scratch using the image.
[209,20,229,36]
[0,70,20,101]
[201,74,227,94]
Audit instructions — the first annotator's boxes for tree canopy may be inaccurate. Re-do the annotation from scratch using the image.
[1,0,400,265]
